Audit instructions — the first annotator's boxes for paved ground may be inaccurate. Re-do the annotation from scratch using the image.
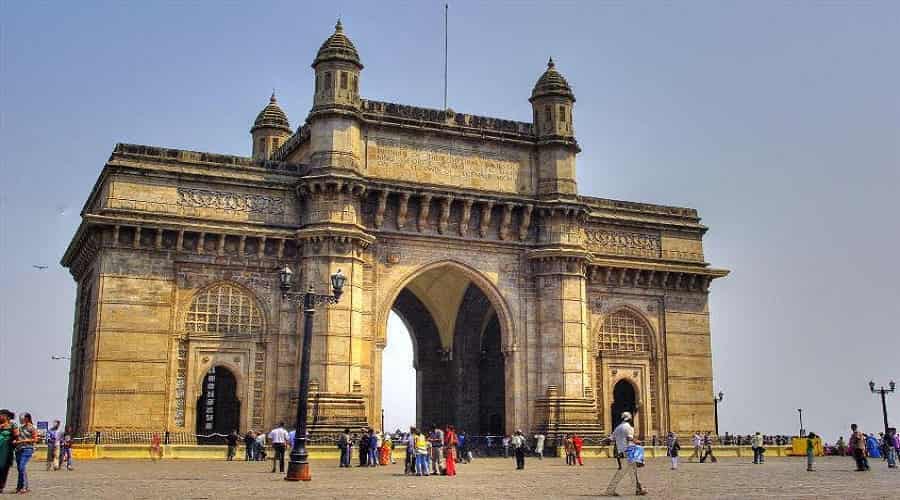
[10,456,899,499]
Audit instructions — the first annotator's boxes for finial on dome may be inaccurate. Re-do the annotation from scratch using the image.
[335,18,343,32]
[270,90,277,103]
[547,57,555,69]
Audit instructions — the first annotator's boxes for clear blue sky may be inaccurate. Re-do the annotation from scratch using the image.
[1,1,898,442]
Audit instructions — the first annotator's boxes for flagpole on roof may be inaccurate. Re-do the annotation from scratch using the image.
[444,3,448,110]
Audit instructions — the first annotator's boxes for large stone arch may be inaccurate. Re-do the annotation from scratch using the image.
[374,259,520,433]
[376,259,517,353]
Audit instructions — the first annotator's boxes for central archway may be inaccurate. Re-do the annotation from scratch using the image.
[611,379,637,431]
[379,261,513,435]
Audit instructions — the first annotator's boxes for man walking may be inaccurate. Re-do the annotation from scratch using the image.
[689,432,702,462]
[699,432,717,463]
[225,430,238,461]
[268,422,289,473]
[534,432,545,460]
[604,412,648,497]
[849,424,869,471]
[751,431,764,464]
[511,429,527,470]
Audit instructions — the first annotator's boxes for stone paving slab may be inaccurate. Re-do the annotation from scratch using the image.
[12,456,899,499]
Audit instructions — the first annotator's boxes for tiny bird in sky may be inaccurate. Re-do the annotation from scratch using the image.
[32,265,48,270]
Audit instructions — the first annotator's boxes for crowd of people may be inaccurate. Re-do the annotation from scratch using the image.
[3,405,899,496]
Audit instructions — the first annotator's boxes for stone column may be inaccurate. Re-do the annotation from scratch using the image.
[527,207,603,438]
[294,179,375,434]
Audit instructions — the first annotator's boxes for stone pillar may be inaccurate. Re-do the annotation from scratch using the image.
[527,207,603,438]
[295,179,375,435]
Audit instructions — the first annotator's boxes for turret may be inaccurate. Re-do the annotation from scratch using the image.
[311,20,362,112]
[307,20,364,173]
[250,93,291,160]
[530,58,579,197]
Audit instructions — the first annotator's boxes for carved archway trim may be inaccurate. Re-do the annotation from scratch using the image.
[376,259,516,353]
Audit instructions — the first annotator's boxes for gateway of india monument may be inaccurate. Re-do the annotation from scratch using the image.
[62,21,728,440]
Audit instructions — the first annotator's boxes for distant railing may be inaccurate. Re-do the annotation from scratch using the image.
[69,431,797,448]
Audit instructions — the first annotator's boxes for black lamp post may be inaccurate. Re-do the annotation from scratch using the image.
[798,408,804,437]
[869,380,896,436]
[713,391,724,436]
[279,265,346,482]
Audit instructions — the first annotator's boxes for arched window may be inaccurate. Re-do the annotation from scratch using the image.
[559,105,566,122]
[340,71,348,89]
[599,310,650,352]
[186,283,262,335]
[544,105,552,122]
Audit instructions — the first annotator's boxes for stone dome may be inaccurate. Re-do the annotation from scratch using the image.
[251,93,291,133]
[530,58,575,102]
[312,20,363,69]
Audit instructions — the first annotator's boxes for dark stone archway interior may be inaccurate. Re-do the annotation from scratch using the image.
[196,366,241,443]
[611,379,637,431]
[391,284,505,435]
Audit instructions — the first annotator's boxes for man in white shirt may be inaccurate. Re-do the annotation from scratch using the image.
[534,433,546,460]
[268,422,290,473]
[511,429,527,469]
[604,412,648,497]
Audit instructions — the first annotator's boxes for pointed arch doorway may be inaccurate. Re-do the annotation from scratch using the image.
[196,366,241,443]
[611,379,637,431]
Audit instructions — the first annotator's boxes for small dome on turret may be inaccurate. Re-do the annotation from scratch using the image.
[530,58,575,102]
[313,20,363,69]
[251,92,291,134]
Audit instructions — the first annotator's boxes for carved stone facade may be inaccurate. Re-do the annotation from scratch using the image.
[62,22,728,439]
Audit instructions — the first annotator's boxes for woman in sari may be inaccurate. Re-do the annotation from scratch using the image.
[379,434,391,465]
[444,425,458,476]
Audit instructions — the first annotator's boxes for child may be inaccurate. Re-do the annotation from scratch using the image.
[667,432,681,470]
[150,433,162,461]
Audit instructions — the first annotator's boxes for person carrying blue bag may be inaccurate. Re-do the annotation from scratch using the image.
[603,411,648,497]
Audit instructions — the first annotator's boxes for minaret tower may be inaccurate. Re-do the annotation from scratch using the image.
[250,92,291,160]
[530,58,580,198]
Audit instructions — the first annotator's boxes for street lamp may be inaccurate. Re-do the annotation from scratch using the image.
[713,391,724,436]
[51,355,71,360]
[869,380,896,435]
[798,408,804,437]
[279,265,346,482]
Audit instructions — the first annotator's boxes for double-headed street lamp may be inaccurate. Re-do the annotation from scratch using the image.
[713,391,724,436]
[869,380,896,435]
[279,265,346,482]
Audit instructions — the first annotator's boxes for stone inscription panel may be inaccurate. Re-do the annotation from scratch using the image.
[105,177,293,224]
[365,136,530,194]
[585,226,661,259]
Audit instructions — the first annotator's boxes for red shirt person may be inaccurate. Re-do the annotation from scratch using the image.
[572,434,584,465]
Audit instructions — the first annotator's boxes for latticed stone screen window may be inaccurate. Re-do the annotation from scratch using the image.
[186,284,262,335]
[599,310,650,352]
